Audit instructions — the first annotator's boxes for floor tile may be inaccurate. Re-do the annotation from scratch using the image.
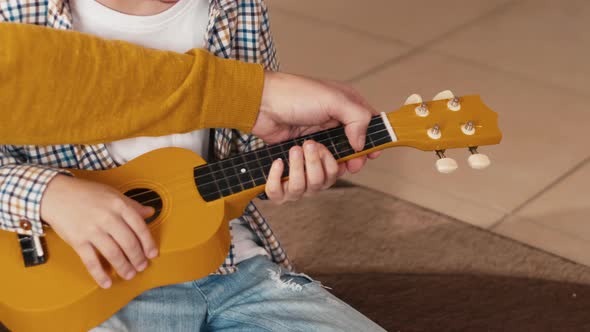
[343,51,588,228]
[267,0,512,45]
[430,0,590,95]
[268,11,408,81]
[344,163,506,228]
[495,216,590,267]
[505,160,590,240]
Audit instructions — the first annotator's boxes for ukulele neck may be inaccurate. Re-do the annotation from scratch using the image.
[193,114,397,202]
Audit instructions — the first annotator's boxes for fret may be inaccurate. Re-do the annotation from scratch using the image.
[365,130,376,151]
[367,126,391,144]
[369,116,393,145]
[331,127,354,159]
[251,169,266,187]
[257,148,275,174]
[208,163,224,201]
[209,162,232,197]
[293,137,306,148]
[276,143,291,178]
[263,143,290,178]
[325,129,341,160]
[254,149,272,184]
[236,154,256,190]
[257,149,274,170]
[309,130,329,146]
[194,164,221,201]
[362,127,386,151]
[264,147,283,179]
[220,158,243,194]
[252,150,268,185]
[268,144,288,164]
[335,135,354,159]
[371,135,392,147]
[369,115,383,127]
[243,151,266,187]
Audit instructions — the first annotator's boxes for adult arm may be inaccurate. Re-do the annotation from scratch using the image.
[0,22,263,145]
[1,23,380,156]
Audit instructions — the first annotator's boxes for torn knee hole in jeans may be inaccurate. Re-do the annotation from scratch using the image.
[267,268,328,292]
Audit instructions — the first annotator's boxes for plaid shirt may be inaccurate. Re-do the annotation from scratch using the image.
[0,0,291,274]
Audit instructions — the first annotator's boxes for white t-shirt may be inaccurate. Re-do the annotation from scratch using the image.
[70,0,268,264]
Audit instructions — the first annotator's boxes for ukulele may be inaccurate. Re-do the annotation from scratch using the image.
[0,90,502,332]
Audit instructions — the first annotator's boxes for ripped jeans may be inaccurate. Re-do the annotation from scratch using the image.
[92,255,385,332]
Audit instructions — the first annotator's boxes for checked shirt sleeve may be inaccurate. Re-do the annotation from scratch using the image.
[230,0,279,201]
[0,147,68,236]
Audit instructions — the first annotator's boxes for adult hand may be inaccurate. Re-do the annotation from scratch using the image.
[253,71,381,174]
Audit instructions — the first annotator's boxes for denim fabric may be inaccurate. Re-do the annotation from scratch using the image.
[92,255,385,332]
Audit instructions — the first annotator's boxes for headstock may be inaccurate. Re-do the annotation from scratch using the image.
[385,90,502,173]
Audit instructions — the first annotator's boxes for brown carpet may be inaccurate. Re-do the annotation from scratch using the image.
[255,182,590,332]
[4,183,590,332]
[315,273,590,332]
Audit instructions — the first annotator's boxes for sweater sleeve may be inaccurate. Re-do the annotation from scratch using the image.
[0,22,264,145]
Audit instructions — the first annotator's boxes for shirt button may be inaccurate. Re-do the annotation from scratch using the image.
[19,219,32,231]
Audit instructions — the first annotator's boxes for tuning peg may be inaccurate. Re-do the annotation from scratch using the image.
[433,90,461,111]
[435,150,458,174]
[405,94,430,117]
[404,93,423,105]
[447,96,461,111]
[461,121,475,135]
[428,124,441,139]
[415,102,429,117]
[433,90,455,101]
[467,147,491,170]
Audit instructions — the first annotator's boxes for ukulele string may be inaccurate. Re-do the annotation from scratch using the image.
[133,134,392,206]
[131,131,391,206]
[126,122,391,202]
[199,115,387,173]
[131,130,391,205]
[127,126,389,202]
[196,128,389,185]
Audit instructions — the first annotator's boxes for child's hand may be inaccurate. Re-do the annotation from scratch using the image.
[264,140,379,204]
[40,175,157,289]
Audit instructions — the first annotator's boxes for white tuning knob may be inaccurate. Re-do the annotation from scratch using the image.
[404,93,423,105]
[433,90,455,101]
[436,158,458,174]
[436,158,459,174]
[468,153,491,170]
[435,150,458,174]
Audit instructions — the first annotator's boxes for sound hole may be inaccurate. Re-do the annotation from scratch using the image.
[124,188,162,224]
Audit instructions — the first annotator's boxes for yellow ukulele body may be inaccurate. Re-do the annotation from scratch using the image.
[0,147,262,332]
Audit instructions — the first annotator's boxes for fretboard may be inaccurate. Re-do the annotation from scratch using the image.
[194,115,393,202]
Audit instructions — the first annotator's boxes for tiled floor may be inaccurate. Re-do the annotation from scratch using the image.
[266,0,590,266]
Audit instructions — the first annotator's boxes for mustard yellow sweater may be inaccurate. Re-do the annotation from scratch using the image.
[0,23,264,145]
